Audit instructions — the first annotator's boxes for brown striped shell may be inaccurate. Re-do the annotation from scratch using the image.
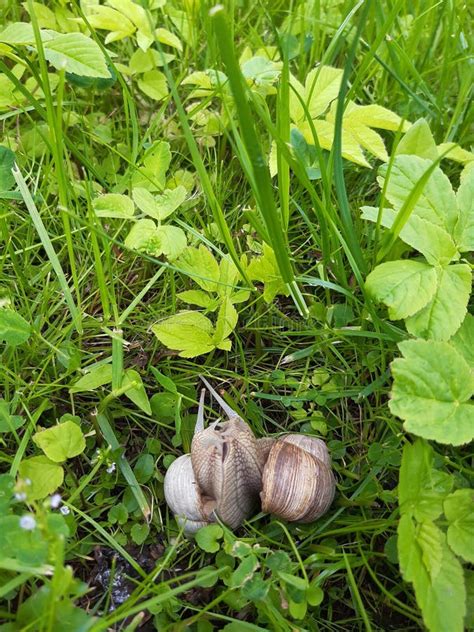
[260,435,335,523]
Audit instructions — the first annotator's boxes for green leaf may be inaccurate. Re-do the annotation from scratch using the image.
[398,439,452,522]
[0,22,54,44]
[366,260,437,320]
[33,421,85,463]
[444,489,474,563]
[152,187,187,220]
[133,454,155,484]
[213,297,238,345]
[195,524,223,553]
[93,193,135,219]
[137,69,168,101]
[230,553,259,588]
[247,244,288,302]
[177,245,220,292]
[177,290,217,309]
[378,155,458,237]
[361,205,458,265]
[124,218,157,252]
[390,340,474,445]
[0,146,16,191]
[18,456,64,500]
[70,364,113,393]
[152,311,215,358]
[43,33,109,78]
[123,369,151,415]
[398,514,466,632]
[450,314,474,368]
[0,400,24,433]
[132,140,171,191]
[108,503,129,525]
[417,520,443,578]
[130,523,149,545]
[85,5,135,44]
[153,225,187,260]
[155,27,182,51]
[404,264,471,341]
[396,118,438,160]
[0,308,31,346]
[454,166,474,252]
[289,66,343,123]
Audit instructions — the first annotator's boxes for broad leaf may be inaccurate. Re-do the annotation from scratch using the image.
[93,193,135,219]
[0,308,31,346]
[195,524,223,553]
[398,439,452,522]
[177,246,220,292]
[137,69,168,101]
[395,118,438,160]
[152,311,215,357]
[398,514,466,632]
[177,290,217,309]
[133,186,186,221]
[70,364,113,392]
[366,260,437,320]
[155,27,182,51]
[378,155,458,236]
[450,314,474,368]
[33,420,85,463]
[85,5,135,43]
[153,225,187,260]
[404,264,471,341]
[454,167,474,252]
[247,244,288,302]
[289,66,343,123]
[124,218,157,252]
[444,489,474,564]
[213,297,238,345]
[19,456,64,500]
[390,340,474,445]
[132,141,171,191]
[43,33,109,78]
[0,22,53,45]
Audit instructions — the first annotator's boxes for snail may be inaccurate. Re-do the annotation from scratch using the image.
[163,378,335,534]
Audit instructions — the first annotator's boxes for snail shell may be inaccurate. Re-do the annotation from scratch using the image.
[191,417,263,529]
[163,454,217,534]
[260,435,335,523]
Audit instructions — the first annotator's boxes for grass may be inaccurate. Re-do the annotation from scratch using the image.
[0,0,472,630]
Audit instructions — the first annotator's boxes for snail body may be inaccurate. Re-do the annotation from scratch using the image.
[163,379,335,534]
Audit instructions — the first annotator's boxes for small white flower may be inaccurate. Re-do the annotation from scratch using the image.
[60,506,70,516]
[15,492,27,501]
[50,494,62,509]
[106,462,116,474]
[19,515,36,530]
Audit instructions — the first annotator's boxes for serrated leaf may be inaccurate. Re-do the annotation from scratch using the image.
[361,205,458,265]
[134,186,186,221]
[454,166,474,252]
[444,489,474,564]
[417,521,443,579]
[398,514,466,632]
[0,22,53,45]
[19,456,64,500]
[195,524,223,553]
[366,260,437,320]
[247,244,288,302]
[177,246,220,292]
[404,264,471,341]
[93,193,135,219]
[289,66,343,122]
[378,155,458,236]
[33,420,85,463]
[0,146,16,191]
[213,297,238,344]
[398,439,452,522]
[390,340,474,445]
[70,364,113,392]
[0,308,31,346]
[154,225,187,260]
[132,141,171,191]
[43,33,109,78]
[396,118,438,160]
[124,218,157,252]
[137,69,168,101]
[450,314,474,368]
[152,311,215,358]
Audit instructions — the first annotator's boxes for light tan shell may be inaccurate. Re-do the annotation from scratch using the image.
[279,434,331,467]
[191,417,263,529]
[260,437,335,523]
[163,454,217,534]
